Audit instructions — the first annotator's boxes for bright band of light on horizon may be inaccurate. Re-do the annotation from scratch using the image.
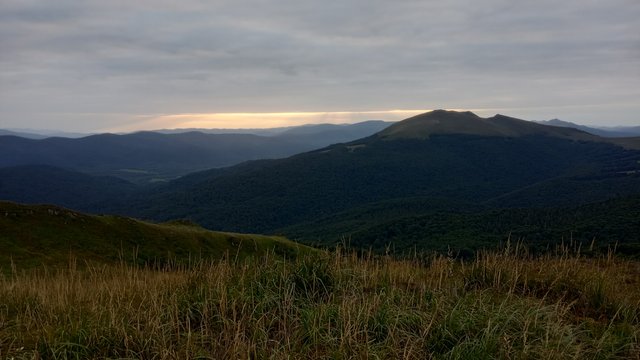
[92,102,640,133]
[104,109,441,132]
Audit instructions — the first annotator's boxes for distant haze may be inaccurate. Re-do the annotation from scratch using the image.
[1,0,638,132]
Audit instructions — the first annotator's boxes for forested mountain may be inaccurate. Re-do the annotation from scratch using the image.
[104,110,640,238]
[283,195,640,255]
[0,165,137,211]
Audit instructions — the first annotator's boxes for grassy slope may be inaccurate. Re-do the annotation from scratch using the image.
[1,248,638,358]
[0,201,311,270]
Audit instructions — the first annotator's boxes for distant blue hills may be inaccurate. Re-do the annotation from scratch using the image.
[0,121,392,184]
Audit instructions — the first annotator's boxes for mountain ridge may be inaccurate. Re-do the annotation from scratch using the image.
[0,121,392,184]
[377,110,599,140]
[3,110,640,255]
[99,111,640,234]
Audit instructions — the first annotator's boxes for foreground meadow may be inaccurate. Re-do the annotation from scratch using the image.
[1,246,639,359]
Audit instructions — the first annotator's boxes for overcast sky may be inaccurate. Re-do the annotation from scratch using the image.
[1,0,638,132]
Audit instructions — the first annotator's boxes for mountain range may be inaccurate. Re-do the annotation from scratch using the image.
[0,121,391,184]
[2,110,639,254]
[535,119,640,138]
[153,121,392,137]
[92,111,640,248]
[0,129,92,139]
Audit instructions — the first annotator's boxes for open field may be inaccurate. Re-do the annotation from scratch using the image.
[1,245,638,359]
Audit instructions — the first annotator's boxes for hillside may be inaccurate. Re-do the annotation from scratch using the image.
[283,195,640,256]
[378,110,598,140]
[0,165,138,211]
[0,132,303,184]
[3,247,639,358]
[0,121,391,184]
[0,201,311,270]
[380,110,640,149]
[109,111,640,236]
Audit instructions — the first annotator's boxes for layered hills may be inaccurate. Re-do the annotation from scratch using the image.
[101,111,640,240]
[536,119,640,138]
[2,110,639,254]
[0,121,390,184]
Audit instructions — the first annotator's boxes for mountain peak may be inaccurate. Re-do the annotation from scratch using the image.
[377,110,498,139]
[377,110,598,141]
[431,109,480,117]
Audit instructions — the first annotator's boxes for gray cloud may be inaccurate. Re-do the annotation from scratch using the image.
[1,0,639,131]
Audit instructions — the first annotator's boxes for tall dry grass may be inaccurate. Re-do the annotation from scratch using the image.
[1,246,638,359]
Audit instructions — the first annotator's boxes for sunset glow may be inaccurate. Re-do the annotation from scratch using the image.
[105,109,442,132]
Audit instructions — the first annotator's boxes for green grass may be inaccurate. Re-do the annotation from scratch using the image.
[0,245,638,359]
[0,201,312,271]
[1,201,638,358]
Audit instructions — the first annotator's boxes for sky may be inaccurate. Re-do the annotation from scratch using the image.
[1,0,638,132]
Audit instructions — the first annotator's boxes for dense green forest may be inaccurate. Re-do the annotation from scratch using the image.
[283,195,640,257]
[110,134,640,236]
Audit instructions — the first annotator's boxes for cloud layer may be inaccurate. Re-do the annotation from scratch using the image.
[1,0,639,131]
